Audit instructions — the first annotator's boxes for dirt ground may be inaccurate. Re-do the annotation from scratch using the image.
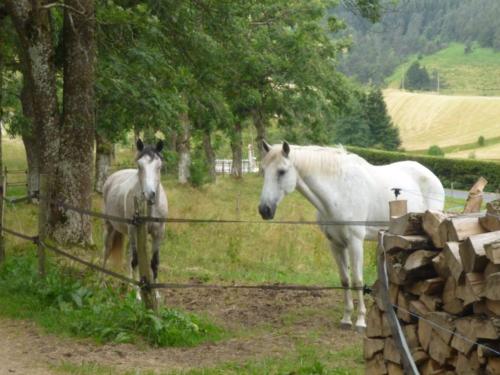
[0,288,364,375]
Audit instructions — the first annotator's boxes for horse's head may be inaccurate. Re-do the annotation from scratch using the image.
[258,141,298,220]
[136,138,164,205]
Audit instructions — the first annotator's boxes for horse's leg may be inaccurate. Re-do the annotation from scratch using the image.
[330,243,353,329]
[127,225,141,300]
[348,237,367,332]
[102,221,114,269]
[151,226,164,301]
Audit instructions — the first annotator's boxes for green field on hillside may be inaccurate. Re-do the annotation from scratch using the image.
[386,43,500,96]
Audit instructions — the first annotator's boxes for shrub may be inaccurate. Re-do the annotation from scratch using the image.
[347,146,500,192]
[427,145,445,157]
[478,136,485,147]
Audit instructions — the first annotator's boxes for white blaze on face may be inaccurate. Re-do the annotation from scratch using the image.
[138,155,162,203]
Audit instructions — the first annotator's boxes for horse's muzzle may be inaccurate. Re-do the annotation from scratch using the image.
[259,203,275,220]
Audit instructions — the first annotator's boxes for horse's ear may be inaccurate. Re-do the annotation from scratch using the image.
[262,140,271,156]
[136,138,144,152]
[156,140,164,153]
[282,141,290,158]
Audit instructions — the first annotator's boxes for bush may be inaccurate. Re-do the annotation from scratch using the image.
[478,136,485,147]
[347,146,500,192]
[427,145,445,157]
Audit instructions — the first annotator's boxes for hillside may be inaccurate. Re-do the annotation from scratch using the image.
[384,89,500,153]
[386,43,500,96]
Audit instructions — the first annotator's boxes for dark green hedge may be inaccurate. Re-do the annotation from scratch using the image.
[347,146,500,192]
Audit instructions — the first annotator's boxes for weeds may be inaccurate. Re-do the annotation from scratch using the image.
[0,250,222,347]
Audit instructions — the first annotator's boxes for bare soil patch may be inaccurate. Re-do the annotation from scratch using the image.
[0,289,363,375]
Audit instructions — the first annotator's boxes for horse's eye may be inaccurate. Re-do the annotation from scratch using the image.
[278,169,286,177]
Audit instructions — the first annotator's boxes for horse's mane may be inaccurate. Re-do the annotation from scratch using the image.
[264,144,368,176]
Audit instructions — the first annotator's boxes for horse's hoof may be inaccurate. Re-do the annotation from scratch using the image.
[355,325,366,334]
[339,321,352,330]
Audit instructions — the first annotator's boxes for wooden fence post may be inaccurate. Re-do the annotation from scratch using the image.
[38,174,48,277]
[0,172,5,265]
[134,197,158,312]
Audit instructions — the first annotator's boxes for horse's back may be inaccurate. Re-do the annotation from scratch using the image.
[377,160,444,211]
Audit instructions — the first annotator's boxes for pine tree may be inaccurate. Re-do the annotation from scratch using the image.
[364,89,401,150]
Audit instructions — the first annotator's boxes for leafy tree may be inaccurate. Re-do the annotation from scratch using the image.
[478,135,485,146]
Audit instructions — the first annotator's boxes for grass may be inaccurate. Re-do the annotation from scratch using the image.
[0,251,222,347]
[387,43,500,96]
[383,89,500,152]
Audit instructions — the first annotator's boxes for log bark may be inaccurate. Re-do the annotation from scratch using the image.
[443,242,463,282]
[366,353,388,375]
[363,337,385,359]
[480,200,500,232]
[485,272,500,300]
[463,176,487,214]
[485,240,500,264]
[442,216,487,242]
[459,231,500,273]
[383,234,433,252]
[428,330,452,365]
[423,210,448,248]
[389,213,424,235]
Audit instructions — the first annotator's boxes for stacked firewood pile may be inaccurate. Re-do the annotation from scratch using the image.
[365,200,500,375]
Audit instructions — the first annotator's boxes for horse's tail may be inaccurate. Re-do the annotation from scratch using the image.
[107,231,124,270]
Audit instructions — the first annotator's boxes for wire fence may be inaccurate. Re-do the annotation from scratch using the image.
[1,187,500,365]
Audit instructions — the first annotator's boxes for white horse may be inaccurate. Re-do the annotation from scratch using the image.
[258,141,444,331]
[103,139,168,298]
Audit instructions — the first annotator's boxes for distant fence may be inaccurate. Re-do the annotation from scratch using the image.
[215,158,258,175]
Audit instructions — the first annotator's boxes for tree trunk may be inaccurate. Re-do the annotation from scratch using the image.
[94,132,113,193]
[6,1,61,176]
[177,113,191,184]
[252,109,266,163]
[231,122,243,178]
[52,0,96,244]
[19,72,40,199]
[202,129,216,182]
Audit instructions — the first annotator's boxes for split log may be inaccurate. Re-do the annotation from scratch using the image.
[418,317,433,351]
[485,240,500,264]
[428,330,453,365]
[443,242,463,282]
[432,252,451,278]
[479,199,500,232]
[420,293,442,311]
[486,357,500,375]
[387,362,405,375]
[486,299,500,315]
[366,306,383,338]
[477,340,500,361]
[419,359,447,375]
[403,324,419,349]
[389,212,424,235]
[456,352,481,375]
[409,299,430,317]
[442,216,486,242]
[396,291,413,323]
[459,231,500,273]
[463,176,487,214]
[384,337,401,364]
[383,234,433,252]
[485,272,500,300]
[456,278,480,306]
[363,337,385,359]
[423,210,448,248]
[412,348,429,365]
[485,262,500,278]
[366,352,388,375]
[465,272,486,298]
[409,277,444,296]
[442,277,466,314]
[404,250,438,273]
[427,311,455,344]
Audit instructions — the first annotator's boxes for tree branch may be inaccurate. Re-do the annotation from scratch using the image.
[41,2,85,15]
